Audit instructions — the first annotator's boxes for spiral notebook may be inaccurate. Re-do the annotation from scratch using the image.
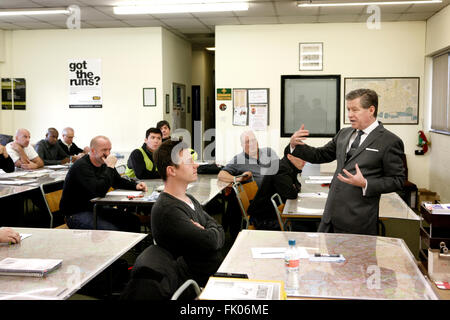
[0,258,62,277]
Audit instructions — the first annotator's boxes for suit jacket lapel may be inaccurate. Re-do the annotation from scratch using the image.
[346,123,385,163]
[340,128,355,166]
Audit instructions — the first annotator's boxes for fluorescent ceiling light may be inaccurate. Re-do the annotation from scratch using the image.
[206,47,216,51]
[297,0,442,7]
[114,2,249,14]
[0,8,69,16]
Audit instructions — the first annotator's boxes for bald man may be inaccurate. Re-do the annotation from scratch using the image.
[35,128,70,165]
[6,128,44,169]
[60,135,147,231]
[58,127,89,160]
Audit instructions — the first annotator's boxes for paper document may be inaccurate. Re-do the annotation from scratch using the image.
[305,179,332,184]
[20,234,32,241]
[0,258,62,277]
[251,247,309,259]
[45,165,68,169]
[308,176,333,180]
[142,191,160,202]
[0,179,37,185]
[299,192,328,198]
[200,277,284,300]
[106,190,143,197]
[0,171,28,178]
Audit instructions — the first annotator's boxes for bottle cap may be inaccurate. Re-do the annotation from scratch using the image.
[288,239,296,246]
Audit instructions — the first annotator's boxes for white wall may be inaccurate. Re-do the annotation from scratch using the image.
[425,4,450,202]
[215,22,428,186]
[162,28,192,136]
[0,27,164,153]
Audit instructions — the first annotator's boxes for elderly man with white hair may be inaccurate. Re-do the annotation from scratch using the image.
[217,130,279,240]
[57,127,89,161]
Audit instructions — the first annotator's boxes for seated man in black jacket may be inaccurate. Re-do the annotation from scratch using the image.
[35,128,70,165]
[60,135,147,231]
[247,151,306,230]
[0,144,14,173]
[151,139,225,286]
[58,127,89,160]
[125,127,162,179]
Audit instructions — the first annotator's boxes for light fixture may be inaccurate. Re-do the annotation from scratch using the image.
[297,0,442,7]
[206,47,216,51]
[114,1,249,14]
[0,8,70,16]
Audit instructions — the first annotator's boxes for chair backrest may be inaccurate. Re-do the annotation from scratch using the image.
[0,134,13,146]
[270,193,286,231]
[232,182,252,229]
[232,174,259,201]
[120,245,197,300]
[171,279,201,300]
[40,185,63,228]
[116,164,126,176]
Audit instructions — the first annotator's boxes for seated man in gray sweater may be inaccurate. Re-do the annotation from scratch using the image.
[151,139,225,286]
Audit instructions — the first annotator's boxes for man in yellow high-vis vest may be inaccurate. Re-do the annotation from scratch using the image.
[125,127,162,179]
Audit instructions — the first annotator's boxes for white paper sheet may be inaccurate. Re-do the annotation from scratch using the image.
[106,190,143,197]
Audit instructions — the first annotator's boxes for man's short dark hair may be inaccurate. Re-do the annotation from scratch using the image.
[345,88,378,118]
[156,120,170,130]
[146,127,162,139]
[153,139,189,181]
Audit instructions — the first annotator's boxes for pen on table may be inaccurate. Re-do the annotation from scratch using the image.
[261,251,285,254]
[314,253,341,258]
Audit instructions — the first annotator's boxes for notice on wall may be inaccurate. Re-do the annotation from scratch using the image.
[68,59,102,108]
[1,78,13,110]
[1,78,26,110]
[249,104,268,131]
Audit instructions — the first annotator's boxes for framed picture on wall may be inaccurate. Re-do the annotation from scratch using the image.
[344,77,419,124]
[281,75,340,137]
[143,88,156,107]
[299,43,323,71]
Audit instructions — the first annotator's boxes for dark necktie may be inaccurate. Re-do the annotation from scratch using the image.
[346,130,364,161]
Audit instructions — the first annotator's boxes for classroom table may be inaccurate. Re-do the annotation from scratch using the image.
[0,227,146,300]
[91,175,229,229]
[218,229,439,300]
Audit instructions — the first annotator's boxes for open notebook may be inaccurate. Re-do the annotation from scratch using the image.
[0,258,62,277]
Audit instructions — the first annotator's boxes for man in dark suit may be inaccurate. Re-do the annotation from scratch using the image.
[287,88,405,235]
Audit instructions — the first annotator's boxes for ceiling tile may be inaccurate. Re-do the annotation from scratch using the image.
[356,13,401,22]
[177,27,213,34]
[161,18,205,28]
[318,6,365,15]
[86,19,132,27]
[317,14,360,23]
[275,2,320,16]
[10,21,60,29]
[77,6,116,20]
[0,0,41,9]
[197,16,240,26]
[406,2,449,13]
[397,12,436,20]
[234,2,276,17]
[238,16,279,24]
[28,0,84,6]
[279,15,319,23]
[119,19,164,27]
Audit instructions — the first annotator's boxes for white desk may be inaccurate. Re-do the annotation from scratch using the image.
[0,228,146,300]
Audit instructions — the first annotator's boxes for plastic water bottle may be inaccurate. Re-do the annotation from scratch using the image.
[285,239,299,293]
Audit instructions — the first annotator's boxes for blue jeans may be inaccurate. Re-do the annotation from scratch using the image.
[66,208,140,232]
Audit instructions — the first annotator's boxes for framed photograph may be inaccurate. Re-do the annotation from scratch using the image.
[344,77,419,124]
[281,75,340,137]
[299,43,323,71]
[165,94,170,114]
[143,88,156,107]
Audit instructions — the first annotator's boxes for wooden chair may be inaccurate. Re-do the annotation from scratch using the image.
[270,193,291,231]
[232,182,255,230]
[40,184,65,228]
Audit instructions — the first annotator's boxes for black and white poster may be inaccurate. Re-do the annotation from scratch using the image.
[68,59,102,108]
